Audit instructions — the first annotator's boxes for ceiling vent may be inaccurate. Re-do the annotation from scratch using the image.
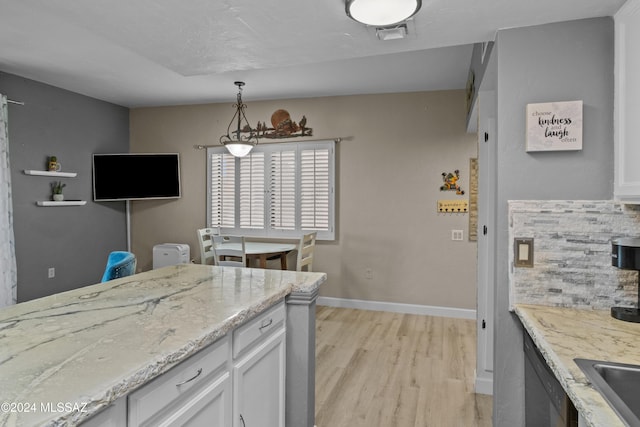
[376,23,408,40]
[367,20,416,41]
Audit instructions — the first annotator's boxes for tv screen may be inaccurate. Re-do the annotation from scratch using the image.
[93,153,181,201]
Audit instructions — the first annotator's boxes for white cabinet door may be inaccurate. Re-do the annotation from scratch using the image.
[153,372,231,427]
[233,328,286,427]
[615,0,640,202]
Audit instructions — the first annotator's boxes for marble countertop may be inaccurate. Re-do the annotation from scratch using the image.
[515,304,640,427]
[0,264,326,426]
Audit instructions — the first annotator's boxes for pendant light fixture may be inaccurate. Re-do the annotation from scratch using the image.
[219,81,258,157]
[345,0,421,27]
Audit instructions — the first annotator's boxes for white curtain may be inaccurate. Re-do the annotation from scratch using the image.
[0,94,17,307]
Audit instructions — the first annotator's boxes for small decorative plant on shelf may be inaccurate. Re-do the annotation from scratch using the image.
[51,181,66,201]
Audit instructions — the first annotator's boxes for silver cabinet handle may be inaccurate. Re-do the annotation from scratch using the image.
[175,368,202,386]
[259,318,273,331]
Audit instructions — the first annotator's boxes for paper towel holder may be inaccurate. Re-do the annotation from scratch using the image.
[611,237,640,322]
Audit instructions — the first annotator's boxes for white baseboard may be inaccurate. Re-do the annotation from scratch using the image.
[316,296,476,320]
[474,376,494,395]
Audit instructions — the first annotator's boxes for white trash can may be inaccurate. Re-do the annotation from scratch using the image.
[153,243,190,269]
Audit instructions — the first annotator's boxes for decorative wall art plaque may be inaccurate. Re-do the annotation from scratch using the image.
[440,170,465,195]
[255,109,312,139]
[526,100,582,152]
[437,199,468,213]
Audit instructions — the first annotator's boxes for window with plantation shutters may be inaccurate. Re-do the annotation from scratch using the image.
[206,140,335,240]
[208,152,235,228]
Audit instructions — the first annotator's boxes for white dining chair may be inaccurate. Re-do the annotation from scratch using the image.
[196,227,220,265]
[296,232,317,272]
[212,235,247,267]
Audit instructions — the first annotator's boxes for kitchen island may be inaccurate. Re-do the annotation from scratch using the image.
[515,304,640,427]
[0,264,326,426]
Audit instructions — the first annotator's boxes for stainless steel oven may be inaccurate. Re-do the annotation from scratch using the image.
[524,330,578,427]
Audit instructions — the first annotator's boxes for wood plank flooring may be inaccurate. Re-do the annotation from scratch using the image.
[315,306,493,427]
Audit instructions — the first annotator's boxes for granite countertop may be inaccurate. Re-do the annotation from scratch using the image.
[0,264,326,426]
[515,304,640,427]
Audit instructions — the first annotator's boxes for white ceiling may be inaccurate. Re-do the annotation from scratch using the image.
[0,0,627,107]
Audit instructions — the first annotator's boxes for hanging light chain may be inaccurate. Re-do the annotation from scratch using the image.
[219,81,258,151]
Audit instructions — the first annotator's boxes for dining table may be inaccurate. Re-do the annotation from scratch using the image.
[220,241,298,270]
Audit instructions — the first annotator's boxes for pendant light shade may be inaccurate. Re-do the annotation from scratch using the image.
[346,0,421,26]
[219,81,258,157]
[223,142,254,158]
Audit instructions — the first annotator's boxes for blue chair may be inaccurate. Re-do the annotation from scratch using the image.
[101,251,137,282]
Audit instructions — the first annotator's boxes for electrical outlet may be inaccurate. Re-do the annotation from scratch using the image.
[451,230,464,241]
[48,267,55,278]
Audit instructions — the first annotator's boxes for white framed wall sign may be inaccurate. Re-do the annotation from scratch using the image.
[526,100,583,152]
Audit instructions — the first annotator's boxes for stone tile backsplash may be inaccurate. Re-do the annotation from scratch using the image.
[509,200,640,310]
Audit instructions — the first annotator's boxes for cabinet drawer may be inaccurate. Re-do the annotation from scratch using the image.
[233,302,285,359]
[128,335,229,427]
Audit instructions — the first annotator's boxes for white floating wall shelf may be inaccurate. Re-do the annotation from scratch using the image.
[24,170,77,178]
[36,201,87,207]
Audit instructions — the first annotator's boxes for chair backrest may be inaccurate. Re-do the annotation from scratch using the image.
[101,251,137,282]
[212,235,247,267]
[196,227,220,265]
[296,232,317,272]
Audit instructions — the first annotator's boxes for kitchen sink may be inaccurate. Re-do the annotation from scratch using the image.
[575,358,640,427]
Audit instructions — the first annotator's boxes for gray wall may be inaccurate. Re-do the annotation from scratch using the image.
[493,18,614,426]
[0,72,129,302]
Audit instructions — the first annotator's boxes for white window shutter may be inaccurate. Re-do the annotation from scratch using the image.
[239,152,265,229]
[269,150,296,230]
[300,147,331,231]
[209,152,236,227]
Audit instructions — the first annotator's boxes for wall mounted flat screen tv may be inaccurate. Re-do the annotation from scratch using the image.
[93,153,181,201]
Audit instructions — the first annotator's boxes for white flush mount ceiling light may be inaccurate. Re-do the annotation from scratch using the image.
[346,0,422,27]
[219,81,258,157]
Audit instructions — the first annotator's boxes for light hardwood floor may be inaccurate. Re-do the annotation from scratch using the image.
[315,306,493,427]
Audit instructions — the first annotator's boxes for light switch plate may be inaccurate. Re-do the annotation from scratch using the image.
[514,238,534,267]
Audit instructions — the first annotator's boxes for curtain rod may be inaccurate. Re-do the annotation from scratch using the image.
[7,99,24,106]
[194,137,342,150]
